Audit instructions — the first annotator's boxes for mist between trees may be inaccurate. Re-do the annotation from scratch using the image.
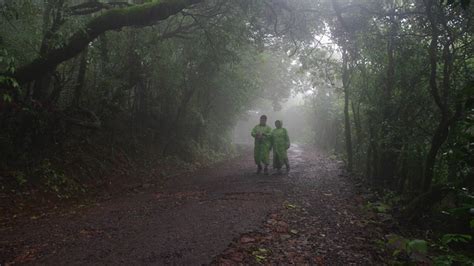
[0,0,473,214]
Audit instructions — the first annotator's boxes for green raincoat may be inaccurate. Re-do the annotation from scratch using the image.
[251,124,272,165]
[271,128,290,169]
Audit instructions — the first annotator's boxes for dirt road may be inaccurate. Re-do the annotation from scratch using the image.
[1,145,384,265]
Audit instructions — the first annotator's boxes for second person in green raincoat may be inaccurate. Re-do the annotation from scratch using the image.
[271,120,290,173]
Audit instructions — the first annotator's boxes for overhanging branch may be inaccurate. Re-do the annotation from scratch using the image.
[8,0,203,86]
[68,1,133,16]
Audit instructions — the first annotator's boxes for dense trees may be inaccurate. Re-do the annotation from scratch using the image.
[0,0,472,210]
[0,1,285,188]
[301,0,473,197]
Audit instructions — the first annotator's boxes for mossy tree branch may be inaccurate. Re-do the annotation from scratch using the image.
[10,0,203,86]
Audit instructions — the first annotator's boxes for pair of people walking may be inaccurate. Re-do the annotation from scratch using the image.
[251,115,290,174]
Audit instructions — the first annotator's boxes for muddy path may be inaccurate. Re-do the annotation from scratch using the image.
[0,145,385,265]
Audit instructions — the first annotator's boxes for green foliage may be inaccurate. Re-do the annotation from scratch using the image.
[433,254,474,266]
[366,201,391,213]
[12,170,27,187]
[441,0,472,9]
[386,234,429,262]
[407,239,428,255]
[387,233,474,264]
[2,92,12,103]
[36,160,84,198]
[0,49,20,102]
[387,234,409,255]
[441,234,472,246]
[252,248,270,264]
[433,233,474,266]
[299,45,344,152]
[0,49,16,74]
[440,188,474,233]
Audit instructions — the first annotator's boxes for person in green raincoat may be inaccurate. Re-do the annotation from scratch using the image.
[271,120,290,173]
[251,115,272,174]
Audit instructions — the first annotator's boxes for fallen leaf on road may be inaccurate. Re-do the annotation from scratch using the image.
[290,229,299,234]
[12,248,38,264]
[240,236,255,243]
[285,203,297,209]
[229,252,244,262]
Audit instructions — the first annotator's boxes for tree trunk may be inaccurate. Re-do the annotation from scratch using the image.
[98,35,110,74]
[423,118,450,190]
[423,39,456,191]
[351,100,362,151]
[162,78,196,156]
[402,184,453,221]
[366,143,372,178]
[73,47,89,107]
[32,0,54,101]
[397,146,408,193]
[379,13,398,182]
[368,121,379,182]
[422,0,457,192]
[342,49,353,171]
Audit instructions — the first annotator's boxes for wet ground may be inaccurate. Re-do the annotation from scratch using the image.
[0,145,385,265]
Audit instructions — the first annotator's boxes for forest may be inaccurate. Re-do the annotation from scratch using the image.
[0,0,473,264]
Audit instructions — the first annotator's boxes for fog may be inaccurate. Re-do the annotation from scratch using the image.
[232,93,313,145]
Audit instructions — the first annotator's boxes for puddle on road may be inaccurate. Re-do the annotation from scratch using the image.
[288,143,305,168]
